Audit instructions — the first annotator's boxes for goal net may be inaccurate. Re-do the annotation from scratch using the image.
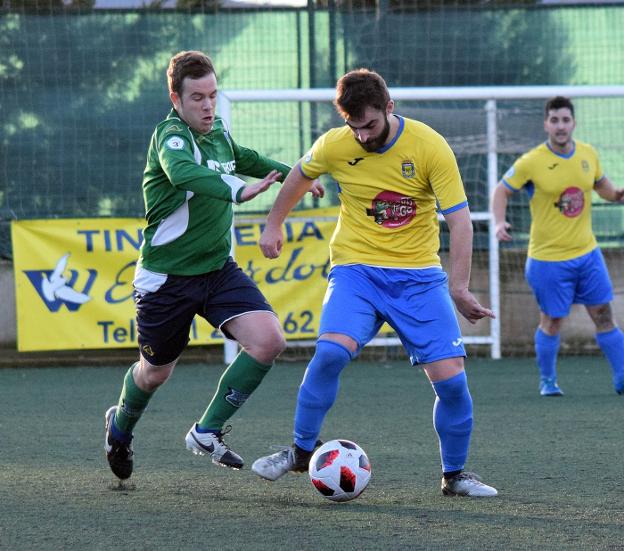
[221,86,624,359]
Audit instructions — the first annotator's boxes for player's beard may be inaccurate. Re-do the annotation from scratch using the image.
[356,116,391,152]
[553,132,571,147]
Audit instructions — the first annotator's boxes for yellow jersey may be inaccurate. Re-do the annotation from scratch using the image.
[502,140,603,261]
[300,116,467,268]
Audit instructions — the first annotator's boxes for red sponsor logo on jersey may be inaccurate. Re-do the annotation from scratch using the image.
[365,190,416,228]
[554,186,584,218]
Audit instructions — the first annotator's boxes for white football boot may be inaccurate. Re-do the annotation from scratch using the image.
[185,424,244,469]
[441,471,498,497]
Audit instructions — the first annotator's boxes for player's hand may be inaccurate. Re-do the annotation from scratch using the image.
[451,288,496,325]
[259,224,284,259]
[495,221,513,242]
[239,170,281,203]
[614,188,624,203]
[308,179,325,198]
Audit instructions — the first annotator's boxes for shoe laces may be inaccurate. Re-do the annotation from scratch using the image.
[452,471,483,484]
[213,425,233,446]
[264,446,292,466]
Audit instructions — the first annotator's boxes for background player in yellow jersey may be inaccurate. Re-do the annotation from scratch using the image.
[492,96,624,396]
[251,69,498,497]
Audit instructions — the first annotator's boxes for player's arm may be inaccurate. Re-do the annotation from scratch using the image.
[231,139,291,180]
[259,163,316,259]
[491,182,514,241]
[594,176,624,203]
[426,135,493,322]
[444,206,495,324]
[232,140,324,199]
[158,133,256,203]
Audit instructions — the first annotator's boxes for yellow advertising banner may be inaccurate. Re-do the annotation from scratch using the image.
[11,210,338,351]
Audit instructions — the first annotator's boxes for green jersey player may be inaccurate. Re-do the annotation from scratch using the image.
[104,50,323,480]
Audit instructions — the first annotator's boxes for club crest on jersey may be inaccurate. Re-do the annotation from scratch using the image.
[365,190,416,228]
[166,136,185,150]
[554,186,584,218]
[401,160,415,178]
[581,160,590,173]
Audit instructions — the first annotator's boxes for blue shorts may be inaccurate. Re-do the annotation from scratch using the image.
[525,247,613,318]
[318,265,465,365]
[135,257,274,365]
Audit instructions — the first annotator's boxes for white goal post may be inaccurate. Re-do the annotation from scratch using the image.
[219,85,624,363]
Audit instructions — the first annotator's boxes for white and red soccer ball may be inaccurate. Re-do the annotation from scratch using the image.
[308,439,371,502]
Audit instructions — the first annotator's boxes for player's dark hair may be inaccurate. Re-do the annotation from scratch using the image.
[334,69,390,120]
[167,51,216,97]
[545,96,574,118]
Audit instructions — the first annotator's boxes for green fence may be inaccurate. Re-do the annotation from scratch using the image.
[2,3,624,257]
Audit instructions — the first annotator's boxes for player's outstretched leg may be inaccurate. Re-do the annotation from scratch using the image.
[185,424,244,469]
[251,441,323,481]
[252,339,350,481]
[185,351,275,469]
[104,406,134,480]
[441,472,498,497]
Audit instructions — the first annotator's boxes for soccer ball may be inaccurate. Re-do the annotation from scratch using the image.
[308,439,371,502]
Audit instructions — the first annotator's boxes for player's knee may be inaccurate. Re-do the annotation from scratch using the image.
[313,339,353,371]
[434,371,471,401]
[250,331,287,363]
[540,316,563,335]
[267,331,287,358]
[588,304,615,332]
[137,358,176,390]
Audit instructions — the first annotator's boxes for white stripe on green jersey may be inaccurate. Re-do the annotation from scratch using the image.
[138,110,290,276]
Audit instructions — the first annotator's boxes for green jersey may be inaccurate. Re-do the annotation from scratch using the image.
[137,109,290,276]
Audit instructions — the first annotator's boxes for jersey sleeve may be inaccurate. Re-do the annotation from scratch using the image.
[590,144,604,182]
[156,123,246,203]
[299,133,330,179]
[501,155,530,192]
[427,136,467,213]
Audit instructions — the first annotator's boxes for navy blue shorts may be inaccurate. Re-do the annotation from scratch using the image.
[134,258,274,365]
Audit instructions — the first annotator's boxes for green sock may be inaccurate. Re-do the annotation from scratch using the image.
[114,362,155,434]
[197,351,273,431]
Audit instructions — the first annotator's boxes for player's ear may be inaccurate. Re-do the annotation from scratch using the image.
[170,91,181,110]
[386,100,394,115]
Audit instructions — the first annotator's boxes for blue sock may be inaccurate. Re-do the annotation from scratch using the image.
[195,425,218,434]
[294,340,352,451]
[535,328,560,380]
[432,371,473,473]
[595,327,624,384]
[111,420,132,443]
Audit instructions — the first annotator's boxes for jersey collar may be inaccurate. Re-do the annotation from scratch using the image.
[167,108,220,142]
[545,139,576,159]
[376,115,404,154]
